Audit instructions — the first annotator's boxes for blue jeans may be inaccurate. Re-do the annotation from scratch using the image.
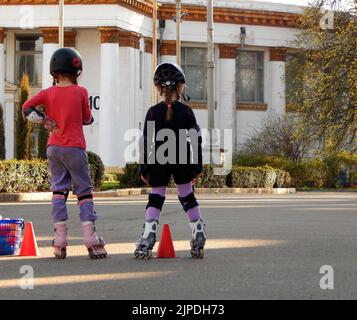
[47,146,97,223]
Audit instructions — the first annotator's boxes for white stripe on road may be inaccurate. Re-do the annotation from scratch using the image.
[0,271,176,289]
[0,239,288,261]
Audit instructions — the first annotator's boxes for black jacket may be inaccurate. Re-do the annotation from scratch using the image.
[139,101,203,176]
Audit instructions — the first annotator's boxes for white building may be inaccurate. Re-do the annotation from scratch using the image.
[0,0,303,169]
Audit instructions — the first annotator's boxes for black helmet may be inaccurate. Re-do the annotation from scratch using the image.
[153,63,186,87]
[50,47,83,76]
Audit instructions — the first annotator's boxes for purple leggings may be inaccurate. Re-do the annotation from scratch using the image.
[47,146,97,223]
[146,182,201,222]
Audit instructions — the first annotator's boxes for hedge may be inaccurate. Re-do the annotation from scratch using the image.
[0,160,50,193]
[226,166,291,188]
[0,151,105,193]
[119,162,145,188]
[233,153,357,188]
[120,163,291,189]
[87,151,105,190]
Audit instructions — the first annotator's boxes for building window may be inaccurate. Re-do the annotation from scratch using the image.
[181,47,207,101]
[15,35,43,87]
[237,51,264,103]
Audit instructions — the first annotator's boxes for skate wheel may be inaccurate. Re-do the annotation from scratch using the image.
[144,250,152,260]
[190,248,204,259]
[54,247,66,259]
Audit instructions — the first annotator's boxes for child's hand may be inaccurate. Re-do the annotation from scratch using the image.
[44,118,60,134]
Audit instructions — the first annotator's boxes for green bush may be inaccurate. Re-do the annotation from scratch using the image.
[233,153,353,188]
[226,166,288,188]
[0,160,50,193]
[103,172,120,182]
[119,163,292,189]
[119,163,145,188]
[194,165,227,188]
[0,151,105,193]
[274,169,292,188]
[87,151,105,191]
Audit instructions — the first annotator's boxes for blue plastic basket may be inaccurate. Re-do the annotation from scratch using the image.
[0,219,24,256]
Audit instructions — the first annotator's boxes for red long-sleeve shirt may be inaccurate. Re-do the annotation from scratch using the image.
[22,85,92,149]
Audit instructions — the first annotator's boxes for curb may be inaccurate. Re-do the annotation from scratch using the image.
[0,187,296,202]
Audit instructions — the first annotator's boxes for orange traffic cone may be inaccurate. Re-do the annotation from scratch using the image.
[19,222,40,256]
[156,224,176,258]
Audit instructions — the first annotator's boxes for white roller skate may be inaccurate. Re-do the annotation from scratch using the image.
[52,222,68,259]
[82,221,107,259]
[134,219,159,260]
[189,219,206,259]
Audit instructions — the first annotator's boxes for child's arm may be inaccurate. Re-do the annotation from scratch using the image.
[22,90,59,133]
[22,90,47,124]
[82,88,94,125]
[139,108,154,178]
[187,108,203,176]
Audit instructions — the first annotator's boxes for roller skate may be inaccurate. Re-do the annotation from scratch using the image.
[189,219,206,259]
[134,219,158,260]
[82,221,107,259]
[52,222,68,259]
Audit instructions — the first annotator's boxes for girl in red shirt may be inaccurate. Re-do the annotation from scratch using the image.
[22,48,107,260]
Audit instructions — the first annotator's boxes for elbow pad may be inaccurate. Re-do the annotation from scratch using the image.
[23,108,45,124]
[84,116,94,126]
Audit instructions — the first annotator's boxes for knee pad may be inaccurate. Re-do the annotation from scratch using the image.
[77,193,93,205]
[53,190,69,202]
[146,193,166,210]
[178,192,199,212]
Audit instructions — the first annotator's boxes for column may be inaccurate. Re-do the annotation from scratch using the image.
[159,40,176,64]
[218,44,237,148]
[118,30,141,166]
[269,47,287,114]
[0,28,5,107]
[98,27,120,168]
[40,28,60,88]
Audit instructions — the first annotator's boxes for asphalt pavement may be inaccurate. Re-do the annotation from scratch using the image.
[0,192,356,300]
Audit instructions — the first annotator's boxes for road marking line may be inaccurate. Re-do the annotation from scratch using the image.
[0,239,288,261]
[0,271,176,289]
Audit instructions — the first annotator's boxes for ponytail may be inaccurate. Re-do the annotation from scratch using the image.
[159,84,181,122]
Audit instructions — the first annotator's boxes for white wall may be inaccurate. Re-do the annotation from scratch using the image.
[163,20,298,48]
[236,110,267,148]
[0,5,152,37]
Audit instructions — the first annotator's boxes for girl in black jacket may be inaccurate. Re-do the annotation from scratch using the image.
[135,63,206,259]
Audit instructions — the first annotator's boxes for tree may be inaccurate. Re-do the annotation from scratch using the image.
[286,0,357,154]
[16,73,32,160]
[37,124,48,159]
[241,113,317,163]
[0,103,5,159]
